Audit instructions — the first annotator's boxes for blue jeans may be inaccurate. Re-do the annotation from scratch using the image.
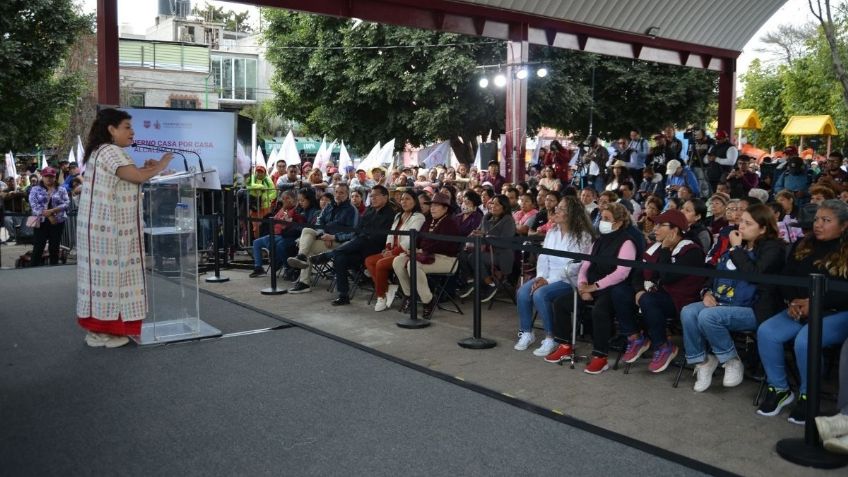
[681,302,757,364]
[252,235,286,269]
[517,278,573,335]
[758,309,848,394]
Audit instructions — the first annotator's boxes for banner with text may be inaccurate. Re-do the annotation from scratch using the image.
[121,108,237,184]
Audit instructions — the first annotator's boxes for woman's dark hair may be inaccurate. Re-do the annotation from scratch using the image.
[401,190,422,214]
[321,192,334,202]
[560,196,597,244]
[490,194,511,217]
[520,192,537,207]
[666,197,683,210]
[562,186,577,197]
[298,188,319,210]
[545,190,562,205]
[685,198,708,223]
[84,108,132,163]
[743,204,780,245]
[463,190,482,208]
[767,201,784,221]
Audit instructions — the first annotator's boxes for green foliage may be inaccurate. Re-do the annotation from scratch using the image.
[192,2,252,32]
[739,14,848,152]
[0,1,92,152]
[738,59,789,149]
[262,10,717,158]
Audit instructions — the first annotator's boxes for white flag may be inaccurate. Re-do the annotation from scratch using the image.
[313,136,328,173]
[473,144,482,170]
[281,130,300,166]
[266,145,279,169]
[255,146,266,170]
[357,141,382,172]
[4,152,18,179]
[68,148,76,165]
[40,152,48,170]
[377,139,395,166]
[236,141,250,175]
[77,136,87,174]
[338,141,352,172]
[421,140,451,169]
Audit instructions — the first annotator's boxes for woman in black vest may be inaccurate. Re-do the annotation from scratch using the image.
[577,202,638,374]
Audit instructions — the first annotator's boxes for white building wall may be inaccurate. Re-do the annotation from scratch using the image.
[120,67,220,110]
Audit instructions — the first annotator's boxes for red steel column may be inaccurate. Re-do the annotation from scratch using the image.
[505,23,528,184]
[717,57,736,137]
[97,0,120,106]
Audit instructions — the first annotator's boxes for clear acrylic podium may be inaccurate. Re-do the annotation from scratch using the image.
[135,170,222,345]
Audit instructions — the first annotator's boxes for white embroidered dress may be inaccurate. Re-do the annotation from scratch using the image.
[76,144,147,321]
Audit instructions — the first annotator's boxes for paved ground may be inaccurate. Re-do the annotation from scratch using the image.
[197,265,844,477]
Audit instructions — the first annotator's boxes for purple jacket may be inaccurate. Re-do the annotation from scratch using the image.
[29,185,70,224]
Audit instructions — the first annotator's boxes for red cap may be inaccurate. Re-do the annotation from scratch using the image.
[715,130,728,139]
[255,165,266,173]
[652,209,689,233]
[41,167,57,177]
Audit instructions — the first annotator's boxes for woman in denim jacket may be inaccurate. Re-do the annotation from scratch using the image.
[28,167,70,266]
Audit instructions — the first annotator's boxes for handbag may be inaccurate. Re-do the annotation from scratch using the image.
[26,216,40,228]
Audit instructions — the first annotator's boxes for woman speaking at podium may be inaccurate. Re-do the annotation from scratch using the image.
[76,108,173,348]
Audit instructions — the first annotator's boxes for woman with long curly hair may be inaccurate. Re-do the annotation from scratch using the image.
[756,200,848,424]
[76,108,173,348]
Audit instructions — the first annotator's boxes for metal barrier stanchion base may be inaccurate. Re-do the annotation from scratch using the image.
[457,337,497,349]
[776,438,848,469]
[260,287,287,295]
[397,318,431,329]
[206,275,230,283]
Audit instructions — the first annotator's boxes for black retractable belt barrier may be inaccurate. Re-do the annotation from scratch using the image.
[260,217,286,295]
[205,213,230,283]
[776,274,848,469]
[397,229,430,329]
[458,235,496,349]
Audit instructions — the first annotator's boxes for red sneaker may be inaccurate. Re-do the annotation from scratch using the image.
[621,334,651,363]
[584,355,609,375]
[544,343,574,363]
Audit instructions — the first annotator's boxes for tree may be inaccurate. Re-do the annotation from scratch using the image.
[262,10,717,161]
[756,23,817,66]
[737,59,788,149]
[809,0,848,115]
[0,1,92,152]
[51,32,98,157]
[192,2,253,32]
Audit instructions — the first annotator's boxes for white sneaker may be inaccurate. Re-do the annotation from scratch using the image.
[693,354,718,392]
[722,357,744,387]
[533,338,558,357]
[816,414,848,441]
[374,296,388,312]
[385,284,398,308]
[513,331,535,351]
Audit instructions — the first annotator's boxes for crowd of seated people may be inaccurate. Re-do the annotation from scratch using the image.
[241,135,848,433]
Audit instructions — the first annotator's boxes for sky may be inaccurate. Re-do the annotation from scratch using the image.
[81,0,817,89]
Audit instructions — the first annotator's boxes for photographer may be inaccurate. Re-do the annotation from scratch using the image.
[685,127,714,196]
[647,133,675,177]
[726,155,759,199]
[572,135,608,191]
[665,160,700,200]
[624,129,650,178]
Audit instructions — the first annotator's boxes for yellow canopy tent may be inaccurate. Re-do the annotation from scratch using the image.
[734,109,762,147]
[735,109,762,129]
[781,115,839,156]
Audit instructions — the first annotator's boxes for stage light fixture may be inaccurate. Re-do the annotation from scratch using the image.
[493,73,507,87]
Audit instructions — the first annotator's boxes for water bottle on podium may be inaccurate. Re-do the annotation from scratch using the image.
[174,202,193,232]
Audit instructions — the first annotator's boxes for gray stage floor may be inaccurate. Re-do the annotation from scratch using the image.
[0,267,716,476]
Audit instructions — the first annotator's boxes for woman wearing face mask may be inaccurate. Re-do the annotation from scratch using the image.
[455,190,484,236]
[577,202,638,374]
[756,200,848,424]
[681,204,785,392]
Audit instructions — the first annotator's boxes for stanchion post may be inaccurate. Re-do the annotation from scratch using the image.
[205,214,229,283]
[397,229,430,329]
[261,218,286,295]
[776,273,848,468]
[458,235,496,349]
